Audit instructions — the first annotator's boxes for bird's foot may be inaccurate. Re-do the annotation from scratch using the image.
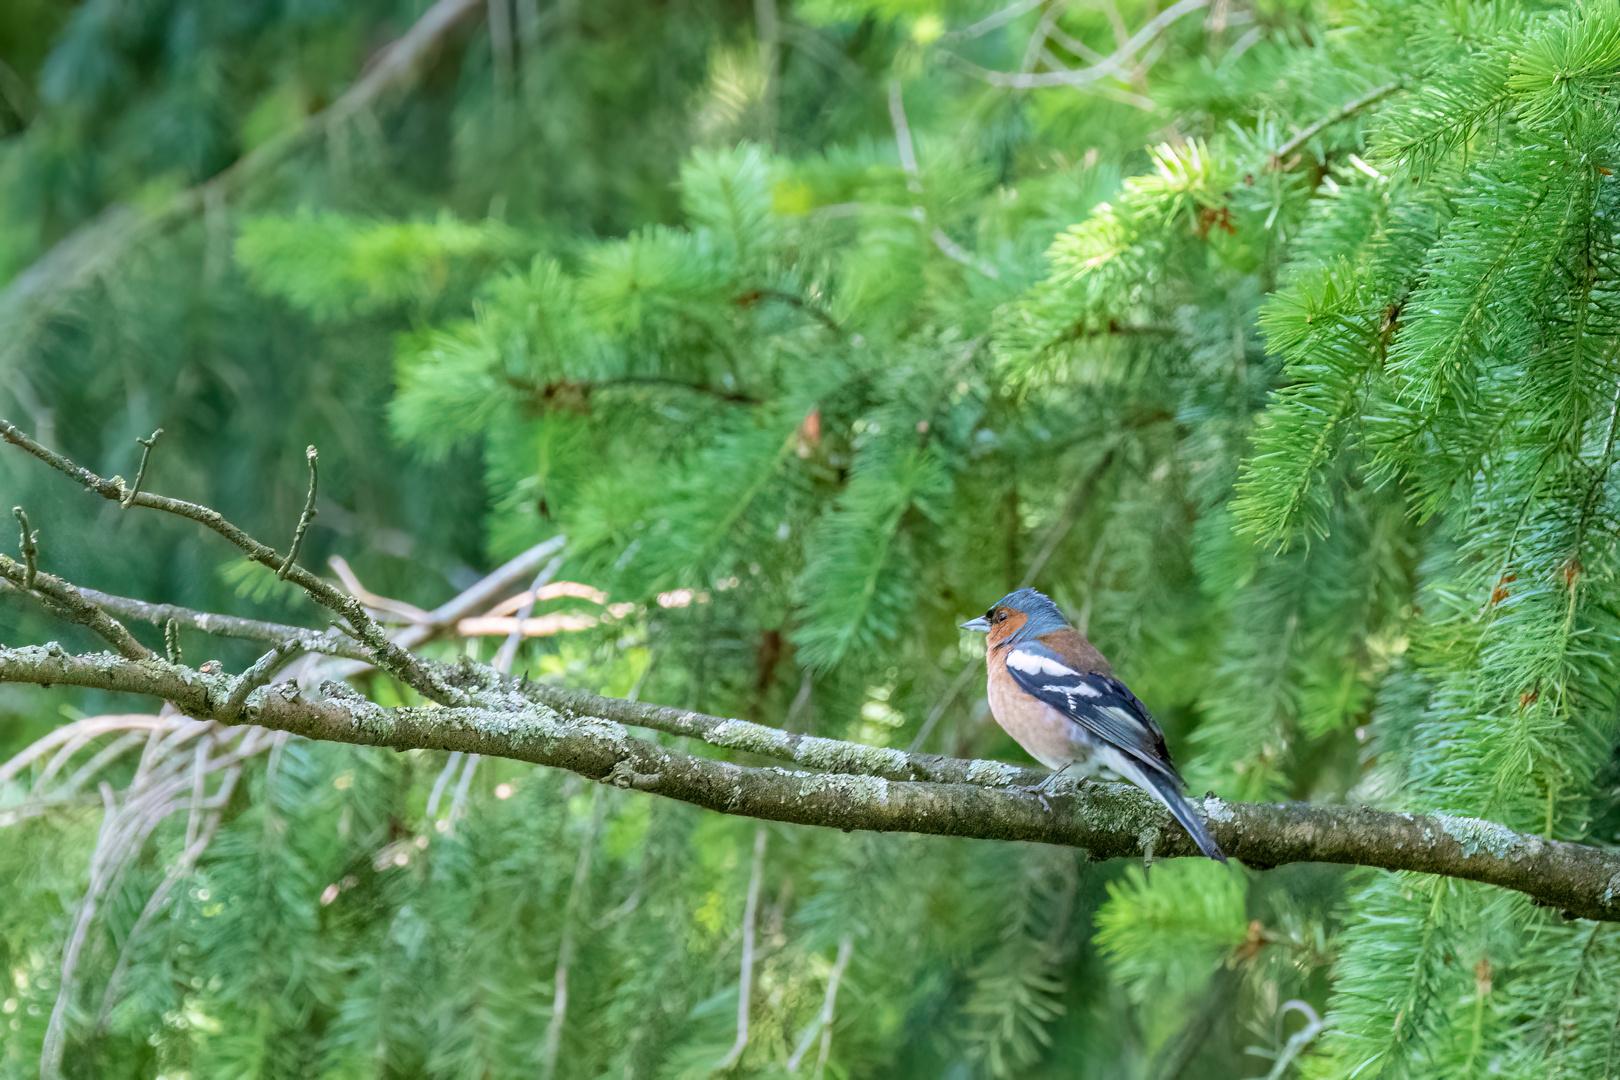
[1019,767,1076,811]
[1018,786,1053,812]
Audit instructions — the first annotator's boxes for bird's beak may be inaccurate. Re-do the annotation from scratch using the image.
[959,616,992,633]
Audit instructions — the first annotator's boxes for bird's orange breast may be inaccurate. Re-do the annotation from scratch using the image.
[986,655,1094,772]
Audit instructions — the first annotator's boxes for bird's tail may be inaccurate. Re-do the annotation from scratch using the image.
[1132,764,1227,863]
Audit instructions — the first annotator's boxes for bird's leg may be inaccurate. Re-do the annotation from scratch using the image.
[1019,764,1074,812]
[1031,763,1073,795]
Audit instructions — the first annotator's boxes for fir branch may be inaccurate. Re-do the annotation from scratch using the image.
[10,645,1620,920]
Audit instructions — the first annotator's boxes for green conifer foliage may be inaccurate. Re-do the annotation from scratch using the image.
[9,0,1620,1076]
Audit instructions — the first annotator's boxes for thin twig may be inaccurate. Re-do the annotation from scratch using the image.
[12,506,36,589]
[941,0,1047,42]
[96,810,223,1031]
[164,619,181,664]
[540,785,605,1080]
[278,446,319,580]
[329,554,433,623]
[0,556,154,660]
[494,550,567,674]
[426,751,462,820]
[0,419,454,700]
[121,428,163,509]
[718,824,769,1070]
[1020,447,1117,589]
[887,81,1000,278]
[447,747,480,824]
[907,661,982,753]
[40,783,121,1080]
[940,0,1209,90]
[1271,81,1404,165]
[0,0,489,374]
[1020,0,1066,73]
[786,933,854,1073]
[222,641,305,721]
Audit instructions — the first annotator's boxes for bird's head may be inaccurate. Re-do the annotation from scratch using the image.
[960,587,1071,648]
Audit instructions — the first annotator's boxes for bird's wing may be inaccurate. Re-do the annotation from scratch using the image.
[1002,641,1178,778]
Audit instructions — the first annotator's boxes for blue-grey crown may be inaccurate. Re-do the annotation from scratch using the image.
[991,588,1071,638]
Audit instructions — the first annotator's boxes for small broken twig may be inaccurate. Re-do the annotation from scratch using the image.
[222,641,304,721]
[13,506,36,589]
[121,428,163,509]
[278,446,319,580]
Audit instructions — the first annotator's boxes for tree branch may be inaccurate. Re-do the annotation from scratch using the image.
[6,645,1620,921]
[0,557,153,661]
[1271,81,1404,165]
[939,0,1207,91]
[0,419,457,700]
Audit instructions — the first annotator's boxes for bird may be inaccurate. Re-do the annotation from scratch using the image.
[960,587,1226,862]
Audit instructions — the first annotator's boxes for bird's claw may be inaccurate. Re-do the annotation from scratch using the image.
[1017,785,1053,812]
[1017,786,1056,809]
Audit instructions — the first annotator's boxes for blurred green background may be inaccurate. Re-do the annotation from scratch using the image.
[4,0,1620,1077]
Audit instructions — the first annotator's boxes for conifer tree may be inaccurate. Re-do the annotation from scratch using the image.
[4,0,1620,1077]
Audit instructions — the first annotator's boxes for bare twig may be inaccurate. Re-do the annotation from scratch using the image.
[1020,1,1066,73]
[40,783,121,1080]
[13,506,36,589]
[426,751,462,820]
[0,419,454,700]
[329,555,433,623]
[96,810,224,1032]
[1020,447,1117,589]
[940,0,1209,91]
[0,556,154,660]
[1271,81,1404,165]
[222,641,304,721]
[446,747,480,823]
[941,0,1047,42]
[787,933,854,1073]
[718,824,769,1070]
[391,534,568,650]
[907,661,982,754]
[66,583,366,660]
[887,80,1000,279]
[278,446,319,580]
[540,786,605,1080]
[495,550,566,678]
[36,539,569,667]
[436,551,567,825]
[121,428,163,508]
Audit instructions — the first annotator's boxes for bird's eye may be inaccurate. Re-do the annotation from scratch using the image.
[994,610,1007,623]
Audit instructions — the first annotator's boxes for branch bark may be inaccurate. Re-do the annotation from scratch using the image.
[6,644,1620,921]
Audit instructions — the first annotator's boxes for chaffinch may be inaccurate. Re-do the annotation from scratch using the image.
[961,588,1225,862]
